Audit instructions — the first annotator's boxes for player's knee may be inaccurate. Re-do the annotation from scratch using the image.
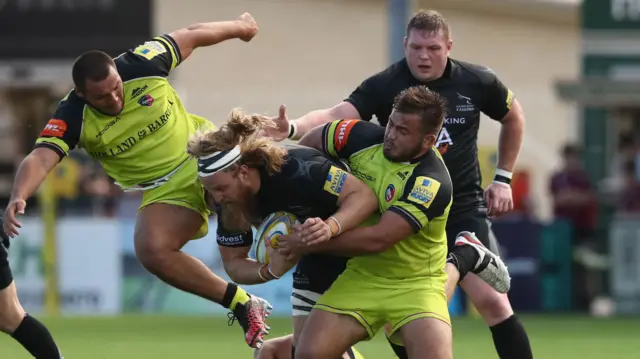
[0,283,26,333]
[134,238,170,274]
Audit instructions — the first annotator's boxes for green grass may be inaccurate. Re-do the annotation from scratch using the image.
[1,315,639,358]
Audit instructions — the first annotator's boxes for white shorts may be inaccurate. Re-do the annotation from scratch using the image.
[291,289,322,316]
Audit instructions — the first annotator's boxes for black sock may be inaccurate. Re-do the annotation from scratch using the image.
[490,315,533,359]
[386,336,409,359]
[447,245,480,280]
[291,345,295,358]
[220,283,238,309]
[11,314,62,359]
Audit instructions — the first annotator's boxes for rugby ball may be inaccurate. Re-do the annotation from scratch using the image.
[253,211,300,264]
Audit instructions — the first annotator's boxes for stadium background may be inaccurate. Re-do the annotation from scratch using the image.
[1,0,640,357]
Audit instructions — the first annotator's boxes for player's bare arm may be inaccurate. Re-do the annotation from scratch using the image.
[3,147,60,237]
[297,172,378,246]
[485,98,525,216]
[282,211,413,257]
[265,101,360,141]
[169,12,258,61]
[218,245,268,285]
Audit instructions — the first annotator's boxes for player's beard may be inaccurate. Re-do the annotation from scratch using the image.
[219,189,256,233]
[220,202,254,233]
[384,142,423,162]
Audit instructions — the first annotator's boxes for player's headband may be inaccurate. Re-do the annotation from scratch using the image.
[197,145,242,178]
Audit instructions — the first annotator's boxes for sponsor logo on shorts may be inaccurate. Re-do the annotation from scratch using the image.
[40,118,67,137]
[138,94,154,107]
[385,184,395,202]
[407,176,441,208]
[323,165,348,196]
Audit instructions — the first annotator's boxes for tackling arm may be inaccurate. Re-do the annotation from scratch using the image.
[327,172,378,236]
[290,102,361,140]
[311,211,414,256]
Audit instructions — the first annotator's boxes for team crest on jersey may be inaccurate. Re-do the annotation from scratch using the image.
[385,184,395,202]
[407,176,441,208]
[455,93,475,112]
[138,94,154,107]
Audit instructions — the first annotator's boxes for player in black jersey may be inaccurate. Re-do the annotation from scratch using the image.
[187,109,376,358]
[263,9,532,359]
[0,215,64,358]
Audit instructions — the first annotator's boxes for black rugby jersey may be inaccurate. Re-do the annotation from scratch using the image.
[216,145,350,293]
[345,58,514,217]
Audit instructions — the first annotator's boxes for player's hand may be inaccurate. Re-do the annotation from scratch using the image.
[259,105,290,141]
[277,232,307,257]
[237,12,258,42]
[484,182,513,217]
[3,198,26,238]
[266,245,297,277]
[298,217,332,246]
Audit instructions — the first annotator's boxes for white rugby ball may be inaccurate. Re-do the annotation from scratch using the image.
[253,211,300,264]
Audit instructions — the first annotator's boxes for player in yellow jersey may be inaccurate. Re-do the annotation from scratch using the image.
[2,12,271,349]
[278,87,509,359]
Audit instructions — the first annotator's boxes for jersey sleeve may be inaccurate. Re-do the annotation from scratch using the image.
[216,212,253,248]
[321,120,385,159]
[344,74,384,121]
[477,68,515,121]
[116,35,183,78]
[34,92,84,159]
[388,171,452,232]
[300,157,349,209]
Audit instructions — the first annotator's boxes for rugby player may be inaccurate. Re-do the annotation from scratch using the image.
[2,13,271,348]
[0,216,63,358]
[265,9,532,359]
[270,86,457,359]
[188,109,373,358]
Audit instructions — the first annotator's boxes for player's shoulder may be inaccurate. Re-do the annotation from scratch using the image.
[114,36,178,81]
[409,149,453,193]
[328,119,384,156]
[364,59,412,87]
[449,58,500,85]
[54,90,86,123]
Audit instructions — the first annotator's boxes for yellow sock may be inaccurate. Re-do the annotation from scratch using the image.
[352,346,365,359]
[230,286,251,311]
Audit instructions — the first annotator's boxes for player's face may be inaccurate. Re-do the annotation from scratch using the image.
[202,168,253,206]
[202,166,256,232]
[384,111,431,162]
[403,29,452,82]
[80,66,125,116]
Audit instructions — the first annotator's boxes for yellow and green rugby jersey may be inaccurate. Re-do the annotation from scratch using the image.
[36,35,208,189]
[321,120,453,280]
